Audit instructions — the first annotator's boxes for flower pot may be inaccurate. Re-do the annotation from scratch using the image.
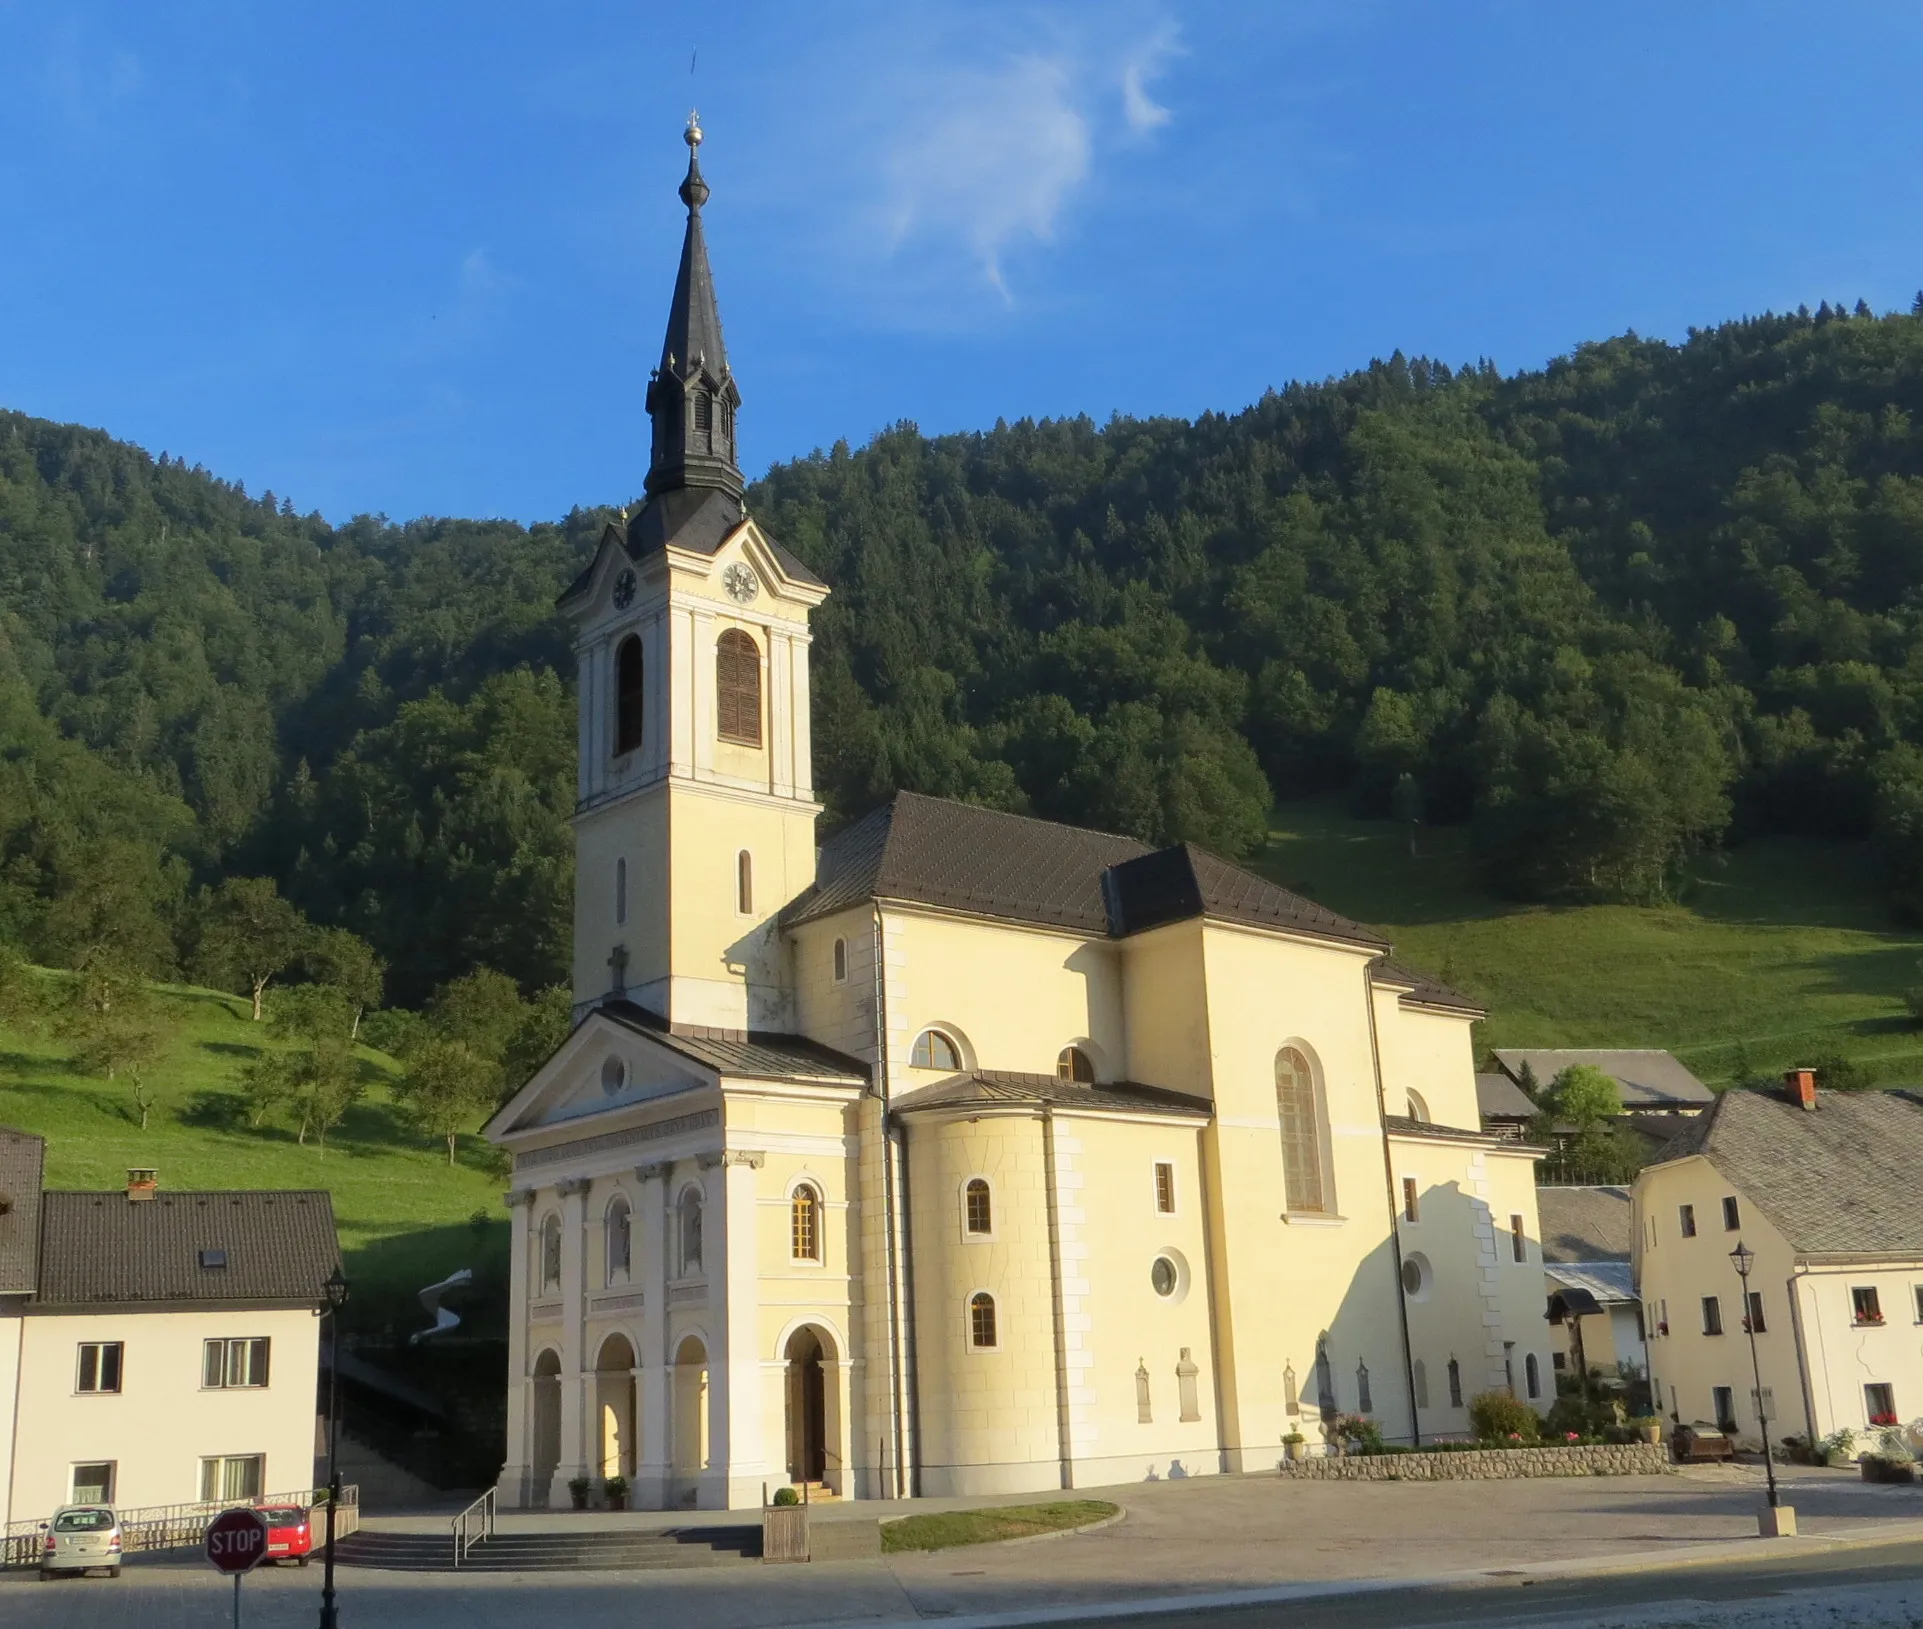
[1284,1440,1306,1462]
[607,1492,627,1510]
[570,1487,591,1509]
[1640,1425,1662,1446]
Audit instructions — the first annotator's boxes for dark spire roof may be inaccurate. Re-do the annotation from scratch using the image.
[640,112,745,514]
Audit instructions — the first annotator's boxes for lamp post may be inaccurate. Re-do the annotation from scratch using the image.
[318,1265,349,1628]
[1729,1240,1781,1510]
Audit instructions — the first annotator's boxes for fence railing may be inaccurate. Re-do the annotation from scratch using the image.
[451,1486,494,1568]
[3,1484,360,1569]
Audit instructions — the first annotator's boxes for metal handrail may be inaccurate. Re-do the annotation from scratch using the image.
[452,1486,495,1568]
[4,1484,360,1569]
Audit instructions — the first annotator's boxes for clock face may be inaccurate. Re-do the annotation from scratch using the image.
[722,562,759,604]
[611,569,636,610]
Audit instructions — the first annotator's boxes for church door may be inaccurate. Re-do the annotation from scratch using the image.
[786,1329,826,1484]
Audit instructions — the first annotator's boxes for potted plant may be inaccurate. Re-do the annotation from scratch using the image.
[603,1475,629,1511]
[1629,1414,1662,1446]
[1282,1430,1307,1462]
[567,1475,592,1511]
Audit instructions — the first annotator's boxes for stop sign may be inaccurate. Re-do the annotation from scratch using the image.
[205,1507,268,1575]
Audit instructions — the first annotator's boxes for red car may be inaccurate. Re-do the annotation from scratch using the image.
[255,1506,315,1565]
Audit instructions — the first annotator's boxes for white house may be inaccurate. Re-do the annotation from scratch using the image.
[0,1130,341,1522]
[1538,1186,1648,1383]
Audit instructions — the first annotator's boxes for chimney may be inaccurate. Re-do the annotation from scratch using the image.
[1785,1069,1817,1112]
[126,1169,158,1202]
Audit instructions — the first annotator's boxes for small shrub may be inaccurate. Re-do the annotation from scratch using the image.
[1331,1413,1386,1455]
[1469,1391,1540,1444]
[772,1486,800,1507]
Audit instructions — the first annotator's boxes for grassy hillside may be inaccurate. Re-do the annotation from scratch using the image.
[1260,802,1923,1088]
[0,979,505,1330]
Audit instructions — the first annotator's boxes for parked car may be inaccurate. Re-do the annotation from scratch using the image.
[40,1505,122,1579]
[257,1505,315,1565]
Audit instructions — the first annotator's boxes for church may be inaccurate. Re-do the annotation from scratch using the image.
[484,118,1551,1511]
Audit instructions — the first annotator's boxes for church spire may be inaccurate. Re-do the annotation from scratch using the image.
[643,112,744,505]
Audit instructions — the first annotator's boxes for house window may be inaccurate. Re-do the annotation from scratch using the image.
[1510,1214,1527,1263]
[76,1342,123,1395]
[736,850,753,915]
[911,1029,962,1071]
[1722,1196,1740,1231]
[1752,1386,1775,1423]
[1552,1351,1567,1371]
[1136,1361,1152,1424]
[1412,1357,1429,1409]
[1701,1296,1723,1337]
[1275,1046,1328,1215]
[1402,1177,1419,1223]
[1745,1290,1766,1334]
[716,628,763,747]
[1406,1089,1429,1122]
[1154,1162,1176,1215]
[1713,1386,1737,1431]
[1524,1352,1541,1399]
[1447,1357,1462,1408]
[1679,1204,1697,1238]
[1867,1382,1898,1424]
[969,1292,998,1350]
[615,858,627,926]
[1056,1046,1095,1083]
[678,1187,704,1277]
[539,1214,562,1293]
[199,1454,264,1503]
[605,1196,632,1283]
[70,1463,115,1504]
[791,1185,821,1262]
[964,1178,992,1236]
[1853,1286,1885,1326]
[832,937,847,983]
[202,1338,271,1389]
[615,635,644,756]
[1914,1285,1923,1324]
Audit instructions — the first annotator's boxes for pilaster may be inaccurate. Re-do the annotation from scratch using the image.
[547,1176,593,1505]
[498,1188,538,1506]
[635,1161,672,1506]
[704,1149,768,1506]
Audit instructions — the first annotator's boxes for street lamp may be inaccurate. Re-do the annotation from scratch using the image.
[318,1265,349,1629]
[1729,1240,1781,1510]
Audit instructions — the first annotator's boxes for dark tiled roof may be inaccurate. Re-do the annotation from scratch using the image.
[35,1189,340,1308]
[0,1128,45,1295]
[560,501,825,607]
[1650,1087,1923,1257]
[598,1000,868,1085]
[894,1070,1213,1121]
[1475,1072,1541,1123]
[1374,958,1483,1015]
[1492,1049,1713,1109]
[783,791,1384,951]
[1536,1185,1634,1263]
[1382,1114,1532,1150]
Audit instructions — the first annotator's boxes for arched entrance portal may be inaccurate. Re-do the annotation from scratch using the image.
[595,1333,638,1479]
[530,1349,562,1495]
[784,1326,837,1487]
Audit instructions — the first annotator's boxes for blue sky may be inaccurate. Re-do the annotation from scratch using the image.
[4,1,1922,524]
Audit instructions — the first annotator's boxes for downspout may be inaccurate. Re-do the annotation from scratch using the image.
[872,905,908,1499]
[895,1115,920,1499]
[1363,961,1423,1448]
[1190,1121,1232,1473]
[1041,1106,1073,1488]
[1787,1267,1818,1444]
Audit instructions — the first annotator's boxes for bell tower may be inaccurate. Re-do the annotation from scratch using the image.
[561,115,828,1034]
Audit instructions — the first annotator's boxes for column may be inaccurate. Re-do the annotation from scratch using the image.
[498,1188,537,1506]
[703,1149,767,1508]
[635,1162,671,1507]
[768,628,794,798]
[548,1176,592,1505]
[690,606,716,776]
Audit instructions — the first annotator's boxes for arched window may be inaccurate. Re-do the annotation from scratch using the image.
[693,390,713,443]
[964,1178,992,1236]
[539,1214,562,1294]
[832,937,847,983]
[911,1029,962,1071]
[1524,1351,1541,1400]
[716,629,762,747]
[605,1195,632,1283]
[677,1187,704,1277]
[615,635,645,756]
[1275,1047,1328,1215]
[736,850,753,915]
[1056,1046,1095,1083]
[1405,1089,1429,1123]
[615,857,627,926]
[968,1292,998,1350]
[791,1184,821,1262]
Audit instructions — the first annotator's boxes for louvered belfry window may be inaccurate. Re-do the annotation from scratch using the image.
[716,629,762,746]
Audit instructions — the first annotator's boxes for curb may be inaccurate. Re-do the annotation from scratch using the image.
[881,1505,1128,1554]
[835,1519,1923,1629]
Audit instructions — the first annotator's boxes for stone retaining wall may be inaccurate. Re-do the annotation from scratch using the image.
[1276,1442,1671,1481]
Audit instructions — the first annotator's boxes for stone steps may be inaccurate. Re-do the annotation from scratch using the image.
[337,1525,761,1573]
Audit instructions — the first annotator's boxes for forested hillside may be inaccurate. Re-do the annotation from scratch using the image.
[7,297,1923,1009]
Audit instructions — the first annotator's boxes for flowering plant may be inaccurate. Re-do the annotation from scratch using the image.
[1870,1411,1899,1426]
[1564,1431,1581,1442]
[1857,1314,1886,1326]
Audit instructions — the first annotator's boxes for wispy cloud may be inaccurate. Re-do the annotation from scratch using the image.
[1121,25,1179,134]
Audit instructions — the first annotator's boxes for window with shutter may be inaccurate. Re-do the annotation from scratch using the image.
[716,629,762,746]
[1275,1047,1327,1214]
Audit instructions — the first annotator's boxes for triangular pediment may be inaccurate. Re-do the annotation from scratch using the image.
[485,1010,715,1141]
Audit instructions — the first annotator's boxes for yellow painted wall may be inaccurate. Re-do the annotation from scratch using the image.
[1377,1003,1482,1131]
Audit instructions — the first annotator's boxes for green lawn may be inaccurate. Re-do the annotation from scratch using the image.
[1258,802,1923,1087]
[0,977,507,1329]
[880,1500,1119,1552]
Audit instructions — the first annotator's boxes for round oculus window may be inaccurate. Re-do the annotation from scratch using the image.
[1151,1256,1179,1298]
[1401,1258,1421,1295]
[600,1056,627,1096]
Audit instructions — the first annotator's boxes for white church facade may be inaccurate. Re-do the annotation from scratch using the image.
[485,119,1552,1511]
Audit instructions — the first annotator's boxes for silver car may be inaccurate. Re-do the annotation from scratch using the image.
[40,1505,122,1579]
